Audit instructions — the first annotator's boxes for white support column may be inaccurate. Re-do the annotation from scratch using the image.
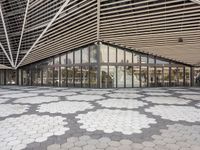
[0,4,14,67]
[15,0,30,66]
[16,0,71,68]
[0,42,14,67]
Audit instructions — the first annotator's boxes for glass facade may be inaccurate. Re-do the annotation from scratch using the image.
[0,43,196,88]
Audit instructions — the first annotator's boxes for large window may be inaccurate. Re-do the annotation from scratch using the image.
[18,43,193,88]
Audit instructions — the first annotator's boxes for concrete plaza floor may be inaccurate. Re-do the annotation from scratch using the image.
[0,86,200,150]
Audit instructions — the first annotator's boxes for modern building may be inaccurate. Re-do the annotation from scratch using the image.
[0,0,200,88]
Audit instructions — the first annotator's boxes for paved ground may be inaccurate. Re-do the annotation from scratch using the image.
[0,86,200,150]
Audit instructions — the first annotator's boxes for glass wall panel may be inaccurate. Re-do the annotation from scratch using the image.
[75,50,81,64]
[48,59,53,65]
[149,57,155,64]
[185,67,190,86]
[125,66,132,87]
[194,67,200,86]
[163,67,169,86]
[178,67,184,86]
[90,45,97,63]
[31,68,37,86]
[171,67,178,86]
[156,59,169,65]
[54,57,60,65]
[61,54,66,65]
[133,66,140,87]
[0,70,5,85]
[126,51,132,64]
[141,66,147,87]
[67,52,74,64]
[82,66,89,88]
[117,66,124,87]
[74,66,81,87]
[156,67,163,87]
[149,67,155,87]
[61,67,66,87]
[117,49,124,63]
[43,68,48,86]
[141,55,147,64]
[47,68,53,86]
[109,46,116,63]
[100,66,108,88]
[82,47,89,63]
[133,53,140,64]
[108,66,117,88]
[90,66,97,88]
[54,67,60,87]
[6,70,16,85]
[100,44,108,63]
[67,67,74,87]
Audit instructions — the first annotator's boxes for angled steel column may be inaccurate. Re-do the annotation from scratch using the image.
[15,0,30,66]
[16,0,71,68]
[0,4,14,67]
[0,43,13,67]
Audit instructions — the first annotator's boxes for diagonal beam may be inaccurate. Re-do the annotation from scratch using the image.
[0,42,14,67]
[0,4,14,67]
[15,0,30,66]
[16,0,71,68]
[191,0,200,4]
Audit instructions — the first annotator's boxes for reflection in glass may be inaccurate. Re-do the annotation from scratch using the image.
[171,67,178,86]
[82,47,89,63]
[61,67,66,87]
[67,52,73,64]
[61,54,66,64]
[90,45,97,63]
[90,66,97,88]
[133,66,140,87]
[43,68,47,86]
[141,55,147,64]
[82,66,89,88]
[75,50,81,64]
[100,44,108,63]
[149,57,155,64]
[117,66,124,87]
[109,46,116,63]
[194,67,200,86]
[126,51,132,63]
[163,67,169,86]
[178,67,184,86]
[47,68,53,86]
[100,66,108,88]
[117,49,124,63]
[125,66,132,87]
[0,70,5,85]
[6,70,16,85]
[185,67,190,86]
[133,53,140,64]
[149,67,155,87]
[54,67,59,87]
[74,66,81,87]
[54,57,60,65]
[156,59,169,65]
[141,66,147,87]
[67,67,74,87]
[156,67,163,87]
[108,66,117,88]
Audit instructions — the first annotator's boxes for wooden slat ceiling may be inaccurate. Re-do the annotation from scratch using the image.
[1,0,199,67]
[100,0,200,66]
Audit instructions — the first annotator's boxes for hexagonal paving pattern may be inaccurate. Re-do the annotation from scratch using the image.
[97,98,147,109]
[107,93,142,99]
[14,96,60,104]
[0,86,199,150]
[142,96,191,104]
[145,105,200,122]
[0,115,69,150]
[37,101,94,114]
[76,109,156,134]
[0,104,29,117]
[67,94,105,101]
